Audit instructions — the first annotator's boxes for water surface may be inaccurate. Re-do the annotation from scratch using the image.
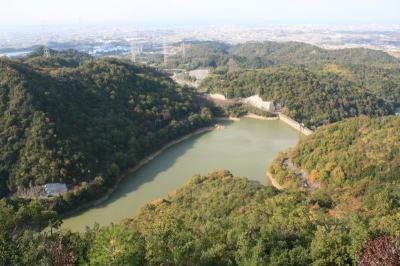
[62,118,300,231]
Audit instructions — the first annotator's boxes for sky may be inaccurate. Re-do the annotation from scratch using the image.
[1,0,400,28]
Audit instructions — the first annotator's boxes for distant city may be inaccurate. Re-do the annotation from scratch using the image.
[1,24,400,58]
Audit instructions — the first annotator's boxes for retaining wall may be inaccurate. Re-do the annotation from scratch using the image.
[278,113,313,136]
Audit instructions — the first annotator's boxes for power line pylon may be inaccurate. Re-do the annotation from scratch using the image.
[43,45,50,58]
[182,40,186,59]
[130,41,137,63]
[41,23,51,58]
[163,41,168,64]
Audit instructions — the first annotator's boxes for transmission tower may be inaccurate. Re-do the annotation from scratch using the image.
[181,40,186,59]
[130,30,144,63]
[41,22,51,58]
[163,41,168,64]
[43,45,50,58]
[130,41,137,63]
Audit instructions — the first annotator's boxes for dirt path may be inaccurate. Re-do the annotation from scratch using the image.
[244,113,279,120]
[266,171,285,190]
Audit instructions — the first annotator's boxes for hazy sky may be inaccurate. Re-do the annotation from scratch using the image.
[1,0,400,27]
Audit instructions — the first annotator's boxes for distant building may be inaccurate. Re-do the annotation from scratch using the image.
[43,183,68,197]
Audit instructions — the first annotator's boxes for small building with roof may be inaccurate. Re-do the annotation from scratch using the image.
[43,183,68,197]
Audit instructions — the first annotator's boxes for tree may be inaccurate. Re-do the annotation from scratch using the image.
[85,224,145,265]
[311,226,352,266]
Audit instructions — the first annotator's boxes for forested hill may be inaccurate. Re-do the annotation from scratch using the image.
[270,116,400,218]
[229,41,400,67]
[200,67,392,127]
[169,41,400,117]
[22,47,93,68]
[166,41,400,70]
[229,43,400,108]
[166,41,230,70]
[0,56,213,202]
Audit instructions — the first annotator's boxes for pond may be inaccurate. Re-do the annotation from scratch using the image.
[62,118,300,231]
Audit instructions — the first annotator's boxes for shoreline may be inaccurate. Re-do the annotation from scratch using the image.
[243,113,279,120]
[215,114,278,122]
[215,116,241,122]
[266,171,285,190]
[62,126,215,219]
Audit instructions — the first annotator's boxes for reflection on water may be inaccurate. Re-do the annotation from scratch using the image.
[62,118,300,231]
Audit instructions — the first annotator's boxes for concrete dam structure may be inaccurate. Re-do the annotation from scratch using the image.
[277,113,313,136]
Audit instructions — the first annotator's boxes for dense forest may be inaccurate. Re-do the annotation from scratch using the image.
[270,115,400,193]
[338,64,400,107]
[22,47,93,68]
[3,118,400,266]
[268,116,400,264]
[229,41,400,67]
[166,41,400,70]
[200,67,392,127]
[0,52,213,209]
[166,42,231,70]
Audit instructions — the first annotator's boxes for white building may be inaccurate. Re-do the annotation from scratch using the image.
[43,183,68,197]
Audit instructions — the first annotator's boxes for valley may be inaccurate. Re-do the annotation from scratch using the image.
[1,40,399,265]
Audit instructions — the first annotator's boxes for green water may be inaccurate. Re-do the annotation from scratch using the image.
[62,118,300,231]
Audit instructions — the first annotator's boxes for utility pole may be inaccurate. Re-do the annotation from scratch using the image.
[181,40,186,59]
[130,41,136,63]
[130,31,140,63]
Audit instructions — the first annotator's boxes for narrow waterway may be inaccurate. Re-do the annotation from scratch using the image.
[62,118,300,231]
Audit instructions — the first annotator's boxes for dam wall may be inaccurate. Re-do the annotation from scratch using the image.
[278,113,313,136]
[203,93,313,135]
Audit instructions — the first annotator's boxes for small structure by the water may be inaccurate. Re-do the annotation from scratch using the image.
[43,183,68,197]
